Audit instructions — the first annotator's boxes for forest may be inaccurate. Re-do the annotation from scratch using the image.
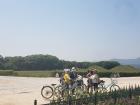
[0,54,120,70]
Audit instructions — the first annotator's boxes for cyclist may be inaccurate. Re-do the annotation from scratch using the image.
[69,67,78,81]
[69,67,78,94]
[63,69,71,89]
[89,69,100,91]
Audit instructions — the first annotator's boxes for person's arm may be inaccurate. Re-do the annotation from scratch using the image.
[86,73,90,78]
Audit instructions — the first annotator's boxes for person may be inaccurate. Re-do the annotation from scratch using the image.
[69,67,78,94]
[63,69,71,89]
[55,72,59,78]
[69,67,77,81]
[86,70,92,93]
[60,72,64,85]
[86,70,92,78]
[89,69,100,91]
[117,73,120,78]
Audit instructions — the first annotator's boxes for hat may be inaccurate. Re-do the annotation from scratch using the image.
[64,69,70,72]
[92,69,97,73]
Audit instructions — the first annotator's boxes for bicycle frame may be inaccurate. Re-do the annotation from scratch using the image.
[100,78,118,90]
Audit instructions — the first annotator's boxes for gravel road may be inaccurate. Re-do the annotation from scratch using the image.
[0,76,140,105]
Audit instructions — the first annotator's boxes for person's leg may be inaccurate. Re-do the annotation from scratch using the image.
[72,80,76,95]
[87,85,89,93]
[62,83,68,97]
[94,83,98,91]
[87,79,90,93]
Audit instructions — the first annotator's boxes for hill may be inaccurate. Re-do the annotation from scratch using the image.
[87,65,108,72]
[82,65,140,73]
[80,65,109,73]
[110,65,139,73]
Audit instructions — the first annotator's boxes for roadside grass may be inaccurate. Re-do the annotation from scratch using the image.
[14,70,63,77]
[0,70,14,76]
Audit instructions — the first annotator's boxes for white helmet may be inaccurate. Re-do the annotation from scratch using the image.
[64,69,70,72]
[72,67,75,70]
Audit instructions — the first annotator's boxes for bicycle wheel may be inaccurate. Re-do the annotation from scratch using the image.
[41,86,53,99]
[99,87,107,93]
[75,86,83,99]
[54,85,63,98]
[110,85,120,92]
[55,85,69,98]
[98,84,103,92]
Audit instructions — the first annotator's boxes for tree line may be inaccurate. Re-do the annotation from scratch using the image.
[0,54,120,70]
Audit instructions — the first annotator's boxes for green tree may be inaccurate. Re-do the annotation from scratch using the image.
[0,55,5,69]
[95,61,120,69]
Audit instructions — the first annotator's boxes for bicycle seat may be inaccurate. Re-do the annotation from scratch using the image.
[99,80,105,83]
[51,84,57,86]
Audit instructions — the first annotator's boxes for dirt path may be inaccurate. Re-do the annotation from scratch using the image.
[0,76,140,105]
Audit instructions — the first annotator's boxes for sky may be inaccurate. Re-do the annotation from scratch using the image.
[0,0,140,61]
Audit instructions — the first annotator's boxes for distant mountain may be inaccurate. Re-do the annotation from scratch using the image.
[112,58,140,68]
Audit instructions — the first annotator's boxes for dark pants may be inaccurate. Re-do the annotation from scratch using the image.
[93,83,98,91]
[61,83,69,97]
[87,79,98,92]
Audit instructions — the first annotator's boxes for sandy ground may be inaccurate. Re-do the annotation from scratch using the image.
[0,76,140,105]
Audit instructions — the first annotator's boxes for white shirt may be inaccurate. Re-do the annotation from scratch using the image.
[76,75,82,81]
[89,74,99,83]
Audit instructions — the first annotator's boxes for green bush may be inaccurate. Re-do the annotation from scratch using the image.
[119,72,140,77]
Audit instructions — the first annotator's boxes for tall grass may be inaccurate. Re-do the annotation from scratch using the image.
[0,70,14,76]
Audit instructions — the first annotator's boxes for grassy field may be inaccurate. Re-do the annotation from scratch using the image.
[0,65,140,77]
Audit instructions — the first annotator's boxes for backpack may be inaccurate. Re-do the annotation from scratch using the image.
[70,71,77,80]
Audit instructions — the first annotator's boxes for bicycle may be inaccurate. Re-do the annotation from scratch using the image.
[56,79,86,99]
[41,83,61,99]
[98,77,120,93]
